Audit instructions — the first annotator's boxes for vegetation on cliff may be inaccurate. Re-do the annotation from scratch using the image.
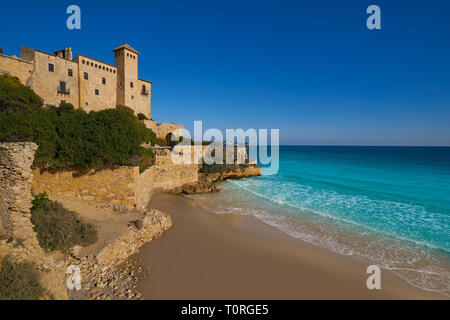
[30,193,98,252]
[0,258,44,300]
[0,74,43,114]
[0,75,156,171]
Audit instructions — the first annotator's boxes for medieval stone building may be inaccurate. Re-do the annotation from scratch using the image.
[0,44,152,118]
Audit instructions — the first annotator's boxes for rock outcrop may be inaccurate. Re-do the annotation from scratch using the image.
[97,209,172,267]
[172,164,262,195]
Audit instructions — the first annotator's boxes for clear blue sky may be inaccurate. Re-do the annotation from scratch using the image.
[1,0,449,146]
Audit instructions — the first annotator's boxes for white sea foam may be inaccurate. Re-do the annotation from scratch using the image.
[186,180,450,296]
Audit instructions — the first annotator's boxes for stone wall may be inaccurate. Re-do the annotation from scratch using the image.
[0,142,174,300]
[136,79,152,119]
[0,142,69,299]
[0,53,34,86]
[30,50,81,108]
[74,55,117,112]
[135,149,199,209]
[0,142,38,241]
[32,166,139,209]
[143,120,183,140]
[0,45,151,117]
[32,151,199,211]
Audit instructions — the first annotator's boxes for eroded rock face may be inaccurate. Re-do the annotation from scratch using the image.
[0,142,38,241]
[171,164,262,195]
[66,208,172,300]
[97,209,172,267]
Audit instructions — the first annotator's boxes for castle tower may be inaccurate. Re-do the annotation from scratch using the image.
[113,44,140,108]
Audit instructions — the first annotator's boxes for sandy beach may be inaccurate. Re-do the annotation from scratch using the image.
[137,193,446,300]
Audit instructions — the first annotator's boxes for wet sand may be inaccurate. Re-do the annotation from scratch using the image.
[137,193,446,300]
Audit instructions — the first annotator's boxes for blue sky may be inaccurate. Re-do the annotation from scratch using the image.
[1,0,449,145]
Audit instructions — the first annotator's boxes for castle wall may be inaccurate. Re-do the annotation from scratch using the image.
[32,166,139,209]
[31,50,80,107]
[1,45,155,124]
[135,149,199,209]
[31,151,198,210]
[0,54,34,86]
[136,79,151,118]
[75,55,117,112]
[144,120,183,140]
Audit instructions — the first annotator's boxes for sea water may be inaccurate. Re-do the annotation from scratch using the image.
[188,146,450,296]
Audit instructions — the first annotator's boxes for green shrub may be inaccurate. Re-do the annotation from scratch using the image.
[0,258,44,300]
[30,194,98,252]
[126,147,155,173]
[31,192,50,211]
[139,148,154,173]
[155,137,168,146]
[137,113,148,120]
[0,103,157,169]
[0,75,43,114]
[0,76,158,170]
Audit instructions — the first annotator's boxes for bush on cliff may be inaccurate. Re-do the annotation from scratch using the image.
[137,113,148,120]
[0,75,43,114]
[30,193,98,252]
[0,102,157,170]
[0,258,44,300]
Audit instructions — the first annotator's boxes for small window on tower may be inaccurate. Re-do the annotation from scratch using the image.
[102,77,106,85]
[48,63,54,72]
[84,72,89,80]
[130,82,134,88]
[68,69,73,77]
[95,89,99,96]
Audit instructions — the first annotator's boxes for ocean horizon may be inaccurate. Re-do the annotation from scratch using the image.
[188,146,450,296]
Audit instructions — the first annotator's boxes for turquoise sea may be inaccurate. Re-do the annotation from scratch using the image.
[188,146,450,296]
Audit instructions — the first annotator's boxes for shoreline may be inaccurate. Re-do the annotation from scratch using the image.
[137,193,446,299]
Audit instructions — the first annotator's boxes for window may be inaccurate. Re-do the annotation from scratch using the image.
[131,95,134,100]
[48,63,54,72]
[61,100,66,104]
[59,81,66,92]
[130,82,134,88]
[84,72,88,80]
[86,102,88,106]
[95,89,99,96]
[82,60,85,64]
[68,69,73,77]
[102,77,106,85]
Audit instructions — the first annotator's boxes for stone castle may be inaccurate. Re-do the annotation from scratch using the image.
[0,44,182,139]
